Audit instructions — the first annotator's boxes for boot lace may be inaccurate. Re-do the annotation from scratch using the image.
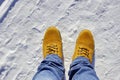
[46,44,58,54]
[78,47,89,58]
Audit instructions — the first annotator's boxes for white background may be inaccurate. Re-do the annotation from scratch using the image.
[0,0,120,80]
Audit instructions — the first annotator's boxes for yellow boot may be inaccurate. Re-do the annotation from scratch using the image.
[43,26,63,59]
[72,29,94,63]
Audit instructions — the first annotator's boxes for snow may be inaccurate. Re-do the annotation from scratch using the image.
[0,0,120,80]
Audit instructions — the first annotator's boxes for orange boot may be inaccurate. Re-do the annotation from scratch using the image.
[43,26,63,59]
[72,29,95,63]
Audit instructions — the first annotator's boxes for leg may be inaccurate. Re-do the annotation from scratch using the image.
[68,56,99,80]
[69,29,99,80]
[33,54,65,80]
[33,27,65,80]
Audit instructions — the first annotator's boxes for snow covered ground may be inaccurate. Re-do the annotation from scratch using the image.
[0,0,120,80]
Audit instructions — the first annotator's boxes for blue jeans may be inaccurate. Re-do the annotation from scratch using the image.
[32,54,99,80]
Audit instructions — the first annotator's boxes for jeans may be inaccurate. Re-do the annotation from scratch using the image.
[32,54,99,80]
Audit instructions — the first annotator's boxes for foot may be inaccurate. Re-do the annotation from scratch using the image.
[72,29,94,63]
[43,26,63,59]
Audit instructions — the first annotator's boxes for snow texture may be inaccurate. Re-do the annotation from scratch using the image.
[0,0,120,80]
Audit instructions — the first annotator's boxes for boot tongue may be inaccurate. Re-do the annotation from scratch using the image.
[46,44,58,54]
[77,44,93,63]
[78,47,89,56]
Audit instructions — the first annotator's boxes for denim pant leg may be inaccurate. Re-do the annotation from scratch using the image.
[32,54,65,80]
[68,57,99,80]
